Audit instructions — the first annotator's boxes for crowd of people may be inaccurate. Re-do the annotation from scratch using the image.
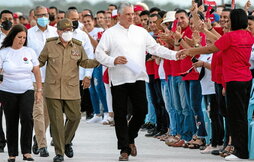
[0,0,254,162]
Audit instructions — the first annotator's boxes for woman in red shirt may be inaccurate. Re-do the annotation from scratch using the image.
[180,9,253,160]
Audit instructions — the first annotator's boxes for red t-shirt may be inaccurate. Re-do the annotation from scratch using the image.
[214,27,224,36]
[146,60,154,75]
[171,60,182,76]
[211,51,224,84]
[163,59,172,76]
[214,30,253,82]
[180,26,206,80]
[154,61,160,79]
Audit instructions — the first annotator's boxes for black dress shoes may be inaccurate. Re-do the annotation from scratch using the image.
[65,144,74,158]
[23,155,34,161]
[145,129,159,137]
[39,147,49,157]
[0,147,4,153]
[53,155,64,162]
[154,131,167,137]
[32,136,39,155]
[7,158,15,162]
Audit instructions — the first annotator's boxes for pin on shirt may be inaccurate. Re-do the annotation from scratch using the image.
[23,57,29,64]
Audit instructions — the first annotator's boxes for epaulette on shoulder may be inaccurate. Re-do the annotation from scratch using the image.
[46,37,58,42]
[72,38,82,46]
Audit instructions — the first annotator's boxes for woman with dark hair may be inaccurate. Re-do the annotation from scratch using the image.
[0,24,42,162]
[179,9,254,160]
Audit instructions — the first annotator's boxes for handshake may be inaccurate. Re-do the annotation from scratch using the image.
[176,49,194,60]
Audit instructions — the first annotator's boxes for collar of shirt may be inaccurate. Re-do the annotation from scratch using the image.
[56,38,74,46]
[35,25,50,33]
[116,22,134,31]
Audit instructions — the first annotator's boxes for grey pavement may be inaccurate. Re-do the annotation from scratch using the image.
[0,117,251,162]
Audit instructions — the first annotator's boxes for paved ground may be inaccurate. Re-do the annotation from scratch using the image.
[0,117,251,162]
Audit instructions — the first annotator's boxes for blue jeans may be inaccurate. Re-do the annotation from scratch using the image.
[185,80,207,137]
[145,83,156,124]
[160,79,171,128]
[165,76,178,136]
[171,76,196,141]
[89,65,108,114]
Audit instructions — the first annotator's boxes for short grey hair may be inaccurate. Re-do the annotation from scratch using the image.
[34,6,47,14]
[117,2,133,14]
[65,9,78,18]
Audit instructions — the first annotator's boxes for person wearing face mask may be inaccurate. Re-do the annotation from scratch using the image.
[0,9,14,153]
[27,5,58,158]
[65,8,95,132]
[48,6,58,27]
[39,18,99,162]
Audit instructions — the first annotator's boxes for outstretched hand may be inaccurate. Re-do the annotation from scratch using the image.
[176,50,188,60]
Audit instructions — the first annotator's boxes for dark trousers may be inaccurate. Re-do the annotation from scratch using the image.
[204,94,224,147]
[215,83,230,145]
[0,104,6,149]
[111,81,147,154]
[148,75,169,133]
[0,90,34,156]
[79,81,93,115]
[226,80,252,159]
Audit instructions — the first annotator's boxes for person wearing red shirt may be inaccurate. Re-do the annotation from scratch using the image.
[169,10,196,147]
[181,13,208,147]
[180,9,253,160]
[145,14,169,137]
[211,9,232,155]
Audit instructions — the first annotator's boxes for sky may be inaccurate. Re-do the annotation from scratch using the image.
[0,0,249,7]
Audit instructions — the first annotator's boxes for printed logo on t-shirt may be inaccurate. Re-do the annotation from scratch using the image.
[23,57,29,64]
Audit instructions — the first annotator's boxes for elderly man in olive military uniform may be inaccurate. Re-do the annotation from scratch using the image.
[39,18,99,162]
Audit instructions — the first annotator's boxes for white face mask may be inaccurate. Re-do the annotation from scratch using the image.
[61,31,73,42]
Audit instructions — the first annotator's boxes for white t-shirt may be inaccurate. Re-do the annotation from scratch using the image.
[0,47,39,93]
[158,59,166,79]
[0,31,6,46]
[250,44,254,69]
[198,54,215,95]
[89,27,104,40]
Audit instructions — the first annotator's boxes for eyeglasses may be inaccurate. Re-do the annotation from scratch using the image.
[35,13,49,17]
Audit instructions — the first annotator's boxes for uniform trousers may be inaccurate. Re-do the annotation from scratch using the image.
[46,98,81,156]
[0,90,34,156]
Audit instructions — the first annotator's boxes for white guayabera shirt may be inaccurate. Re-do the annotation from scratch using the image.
[95,23,177,86]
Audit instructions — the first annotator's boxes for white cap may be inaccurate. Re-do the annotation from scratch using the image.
[112,9,118,18]
[161,11,176,24]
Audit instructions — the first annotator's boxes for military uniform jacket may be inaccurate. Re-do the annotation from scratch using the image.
[39,37,99,100]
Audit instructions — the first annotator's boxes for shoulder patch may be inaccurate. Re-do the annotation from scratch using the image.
[46,37,58,42]
[72,38,82,46]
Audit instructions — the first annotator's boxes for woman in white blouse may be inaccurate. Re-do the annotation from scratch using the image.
[0,24,42,162]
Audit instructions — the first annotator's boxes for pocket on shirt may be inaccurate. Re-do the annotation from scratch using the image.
[70,54,81,61]
[68,80,79,86]
[48,53,60,63]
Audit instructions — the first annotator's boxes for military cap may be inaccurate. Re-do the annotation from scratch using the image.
[57,18,73,30]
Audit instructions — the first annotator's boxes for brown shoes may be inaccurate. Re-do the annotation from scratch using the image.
[171,140,185,147]
[119,153,129,161]
[129,144,137,157]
